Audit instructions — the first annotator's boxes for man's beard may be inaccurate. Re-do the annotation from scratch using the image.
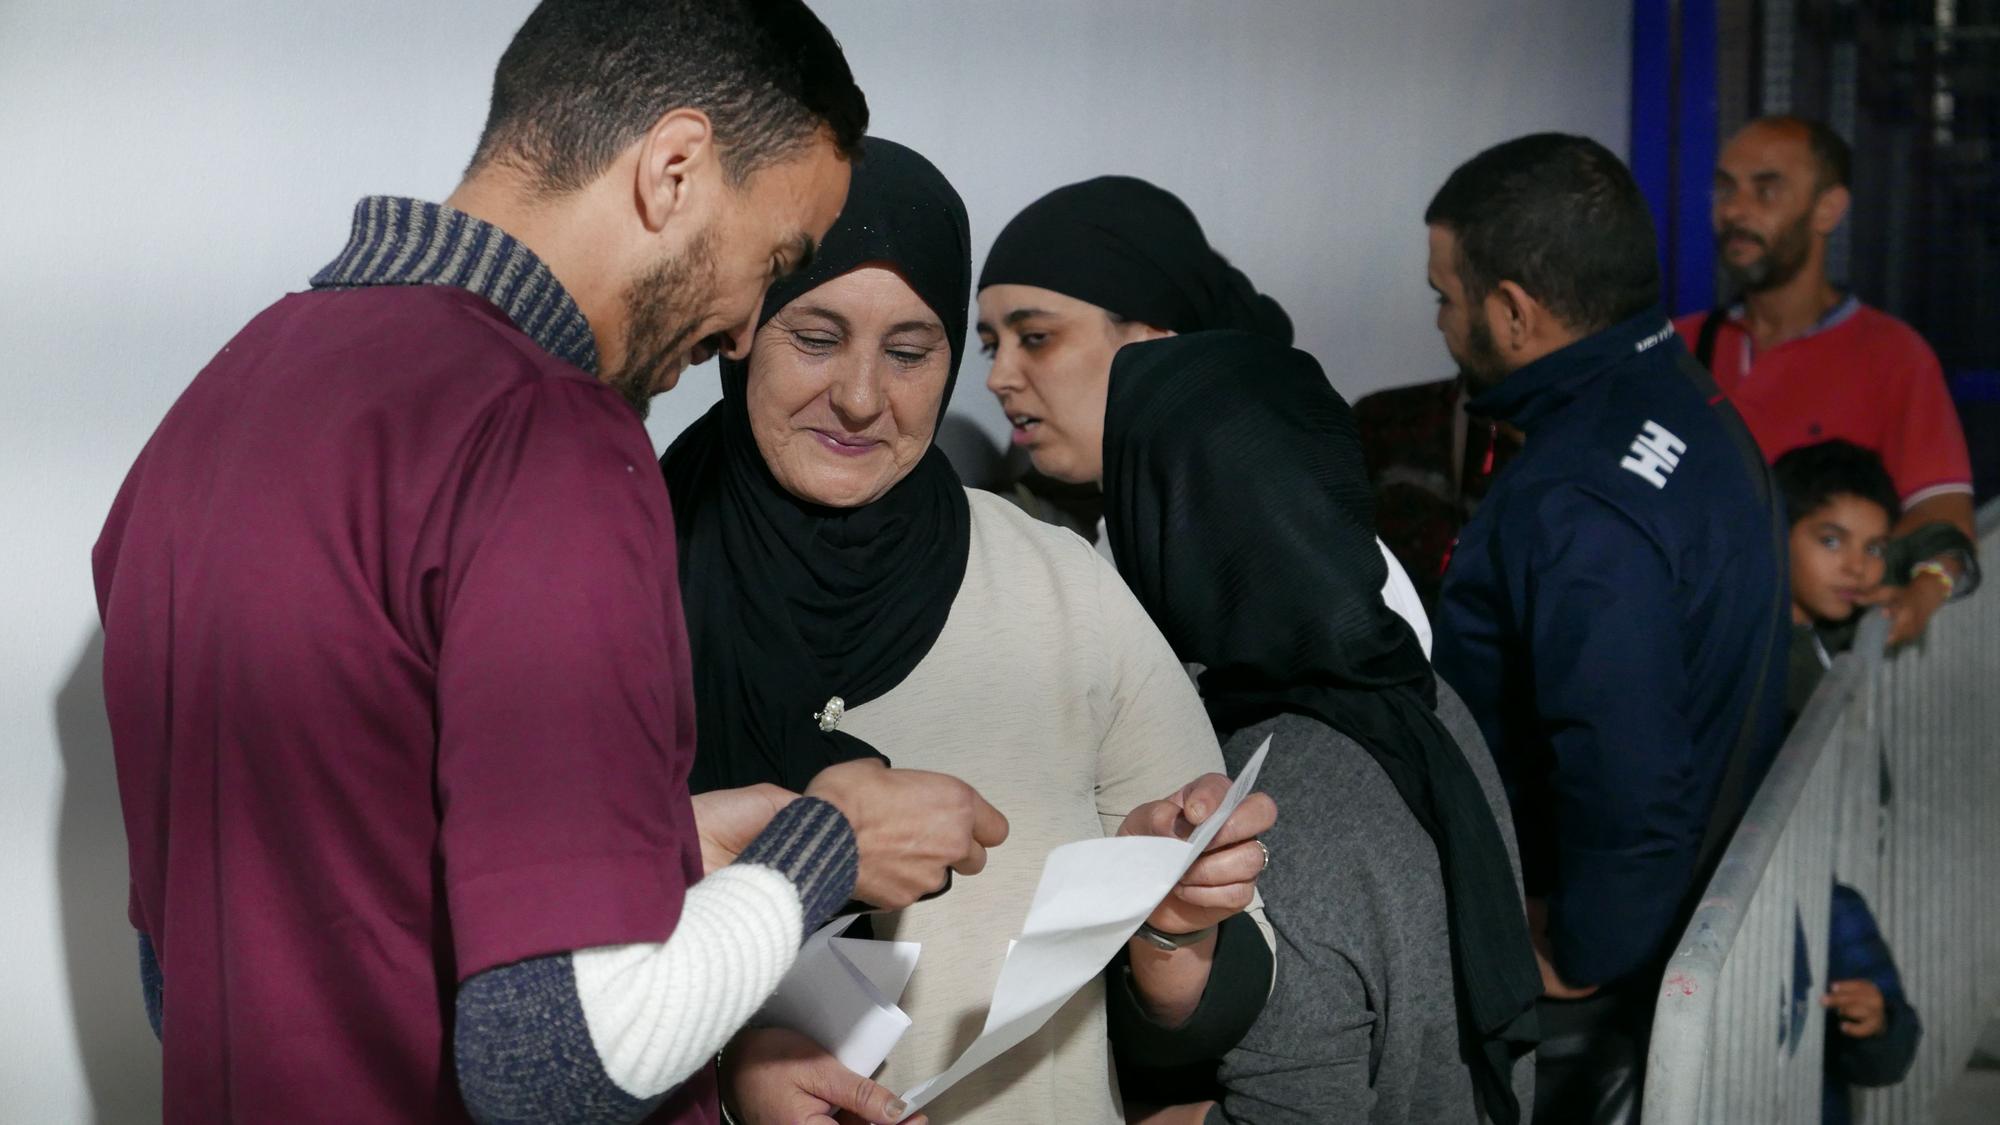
[608,230,718,418]
[1457,305,1509,391]
[1719,206,1813,294]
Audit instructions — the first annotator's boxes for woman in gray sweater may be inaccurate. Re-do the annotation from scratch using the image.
[1100,331,1543,1124]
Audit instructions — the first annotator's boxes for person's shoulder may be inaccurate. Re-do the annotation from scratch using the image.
[1838,302,1943,373]
[1843,301,1929,347]
[1481,456,1681,570]
[1672,308,1722,342]
[299,283,512,340]
[308,285,595,381]
[1568,349,1750,493]
[354,288,635,433]
[966,487,1101,571]
[1228,714,1413,819]
[1229,715,1444,900]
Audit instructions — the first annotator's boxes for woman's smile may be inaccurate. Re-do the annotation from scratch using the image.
[807,426,885,457]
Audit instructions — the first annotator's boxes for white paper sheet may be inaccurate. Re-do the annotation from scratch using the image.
[760,912,921,1077]
[897,736,1270,1116]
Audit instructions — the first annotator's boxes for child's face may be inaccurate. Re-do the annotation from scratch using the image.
[1789,493,1892,622]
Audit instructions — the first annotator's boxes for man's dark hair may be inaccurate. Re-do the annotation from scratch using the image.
[1424,133,1661,335]
[1746,114,1852,191]
[470,0,868,194]
[1772,439,1901,527]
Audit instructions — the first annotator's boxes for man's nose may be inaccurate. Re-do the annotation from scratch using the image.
[1715,193,1750,231]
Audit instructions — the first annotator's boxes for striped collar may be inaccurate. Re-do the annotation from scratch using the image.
[311,196,599,374]
[1726,292,1862,339]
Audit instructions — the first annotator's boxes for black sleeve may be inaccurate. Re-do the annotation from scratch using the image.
[1106,911,1274,1076]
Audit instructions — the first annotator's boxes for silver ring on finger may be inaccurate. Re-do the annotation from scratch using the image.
[1256,839,1270,872]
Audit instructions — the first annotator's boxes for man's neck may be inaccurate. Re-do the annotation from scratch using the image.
[444,174,628,375]
[1740,261,1842,352]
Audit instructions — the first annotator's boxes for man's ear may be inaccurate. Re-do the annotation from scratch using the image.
[1489,280,1538,356]
[1812,183,1851,237]
[634,108,716,234]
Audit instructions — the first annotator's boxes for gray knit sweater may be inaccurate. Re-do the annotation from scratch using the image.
[1209,683,1534,1124]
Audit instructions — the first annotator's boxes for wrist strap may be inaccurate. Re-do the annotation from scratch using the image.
[1911,560,1957,598]
[1888,520,1981,599]
[1135,921,1217,950]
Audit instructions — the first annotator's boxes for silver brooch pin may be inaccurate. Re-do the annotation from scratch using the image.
[814,696,846,732]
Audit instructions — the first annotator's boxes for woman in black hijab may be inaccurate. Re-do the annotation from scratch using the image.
[664,139,1276,1125]
[975,174,1435,652]
[980,175,1294,344]
[975,175,1290,489]
[664,137,975,799]
[1102,330,1541,1125]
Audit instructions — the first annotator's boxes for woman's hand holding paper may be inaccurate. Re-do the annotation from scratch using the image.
[719,1027,927,1125]
[1120,773,1277,936]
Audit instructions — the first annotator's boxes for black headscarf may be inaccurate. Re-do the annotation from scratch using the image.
[1102,331,1541,1125]
[662,137,972,794]
[978,175,1293,343]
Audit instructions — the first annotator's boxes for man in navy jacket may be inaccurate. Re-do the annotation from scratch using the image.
[1424,134,1789,1122]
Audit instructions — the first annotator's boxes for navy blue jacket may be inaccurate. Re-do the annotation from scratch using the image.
[1823,882,1920,1125]
[1432,309,1788,989]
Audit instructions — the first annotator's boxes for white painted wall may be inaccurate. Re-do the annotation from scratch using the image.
[0,1,1628,1118]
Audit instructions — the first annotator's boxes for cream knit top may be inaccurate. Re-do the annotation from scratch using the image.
[843,490,1236,1123]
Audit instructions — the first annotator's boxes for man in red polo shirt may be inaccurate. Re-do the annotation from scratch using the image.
[1678,116,1977,645]
[92,4,1006,1123]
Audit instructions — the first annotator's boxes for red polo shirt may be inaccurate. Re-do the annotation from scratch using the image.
[1676,298,1972,507]
[94,285,708,1122]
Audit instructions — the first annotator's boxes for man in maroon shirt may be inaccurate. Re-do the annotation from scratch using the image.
[92,4,1005,1123]
[1682,116,1978,645]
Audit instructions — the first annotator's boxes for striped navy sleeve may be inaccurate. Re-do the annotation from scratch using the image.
[455,797,857,1125]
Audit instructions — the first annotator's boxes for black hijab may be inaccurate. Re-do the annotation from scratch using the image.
[662,137,973,794]
[978,175,1294,343]
[1102,331,1540,1125]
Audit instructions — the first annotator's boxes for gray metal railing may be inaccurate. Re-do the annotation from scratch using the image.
[1643,499,2000,1124]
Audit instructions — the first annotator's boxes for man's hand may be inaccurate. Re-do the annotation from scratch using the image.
[1824,979,1887,1038]
[1525,897,1600,1000]
[719,1027,925,1125]
[804,759,1010,910]
[1118,773,1277,936]
[691,784,798,876]
[1858,573,1949,648]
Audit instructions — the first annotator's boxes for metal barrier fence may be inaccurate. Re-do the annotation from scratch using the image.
[1643,499,2000,1124]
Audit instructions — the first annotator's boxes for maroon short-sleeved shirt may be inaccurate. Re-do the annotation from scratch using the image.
[94,284,709,1122]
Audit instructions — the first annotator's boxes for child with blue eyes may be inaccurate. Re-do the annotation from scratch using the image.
[1776,439,1899,724]
[1770,439,1923,1125]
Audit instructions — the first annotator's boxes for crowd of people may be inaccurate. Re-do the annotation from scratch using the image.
[90,2,1980,1124]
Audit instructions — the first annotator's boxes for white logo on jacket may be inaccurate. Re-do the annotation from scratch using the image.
[1619,421,1686,488]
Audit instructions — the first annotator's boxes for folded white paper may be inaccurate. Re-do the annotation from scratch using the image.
[760,912,921,1077]
[897,737,1270,1116]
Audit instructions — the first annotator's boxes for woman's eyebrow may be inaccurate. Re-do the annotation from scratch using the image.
[784,304,852,331]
